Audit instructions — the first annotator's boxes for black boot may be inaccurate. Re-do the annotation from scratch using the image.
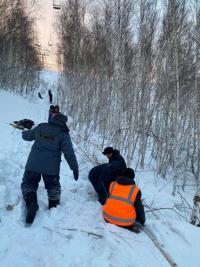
[24,191,39,223]
[49,199,60,209]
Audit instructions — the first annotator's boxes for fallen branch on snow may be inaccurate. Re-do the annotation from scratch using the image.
[141,226,178,267]
[43,227,103,238]
[145,206,189,221]
[68,229,103,238]
[43,227,72,238]
[0,176,15,184]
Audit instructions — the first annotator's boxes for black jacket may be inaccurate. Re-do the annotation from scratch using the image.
[109,150,127,170]
[22,118,78,175]
[89,162,121,196]
[117,176,146,225]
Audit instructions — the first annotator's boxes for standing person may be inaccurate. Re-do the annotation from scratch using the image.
[48,90,53,104]
[54,105,60,113]
[88,162,122,205]
[103,168,145,233]
[21,113,79,224]
[102,147,127,170]
[48,105,55,121]
[48,105,60,122]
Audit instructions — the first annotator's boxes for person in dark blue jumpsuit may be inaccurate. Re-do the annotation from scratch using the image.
[88,161,121,205]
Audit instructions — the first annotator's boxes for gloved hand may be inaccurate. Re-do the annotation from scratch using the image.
[73,170,79,181]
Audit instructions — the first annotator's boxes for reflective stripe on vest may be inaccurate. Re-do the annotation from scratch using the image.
[103,211,135,223]
[109,183,136,206]
[110,181,116,195]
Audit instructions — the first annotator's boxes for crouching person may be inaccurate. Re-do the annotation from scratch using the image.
[103,168,145,233]
[89,162,122,206]
[21,113,79,224]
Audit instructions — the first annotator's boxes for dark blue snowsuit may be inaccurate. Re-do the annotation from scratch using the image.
[21,117,78,200]
[89,162,120,205]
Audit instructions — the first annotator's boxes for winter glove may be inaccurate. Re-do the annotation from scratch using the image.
[73,170,79,181]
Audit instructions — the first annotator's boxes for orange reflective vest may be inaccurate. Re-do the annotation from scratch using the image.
[103,181,140,226]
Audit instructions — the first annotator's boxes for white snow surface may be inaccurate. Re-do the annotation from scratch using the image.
[0,73,200,267]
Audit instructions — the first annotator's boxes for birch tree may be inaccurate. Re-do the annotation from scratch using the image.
[191,0,200,225]
[171,0,180,196]
[127,0,144,167]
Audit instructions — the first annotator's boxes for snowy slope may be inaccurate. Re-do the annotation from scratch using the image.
[0,83,200,267]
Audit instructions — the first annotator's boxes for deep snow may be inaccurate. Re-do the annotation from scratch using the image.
[0,72,200,267]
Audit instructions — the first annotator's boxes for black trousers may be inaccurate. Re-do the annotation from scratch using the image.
[21,170,61,200]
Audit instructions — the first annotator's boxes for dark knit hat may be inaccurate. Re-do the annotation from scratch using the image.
[50,105,54,109]
[102,147,114,155]
[54,113,68,124]
[54,105,60,110]
[123,168,135,180]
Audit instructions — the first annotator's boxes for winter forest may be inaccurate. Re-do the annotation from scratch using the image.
[1,0,200,266]
[56,0,200,223]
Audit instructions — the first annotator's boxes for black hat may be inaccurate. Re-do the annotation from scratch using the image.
[102,147,114,155]
[55,105,60,110]
[50,105,54,109]
[123,168,135,180]
[54,113,68,124]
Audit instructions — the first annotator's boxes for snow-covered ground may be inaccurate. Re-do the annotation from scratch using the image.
[0,76,200,267]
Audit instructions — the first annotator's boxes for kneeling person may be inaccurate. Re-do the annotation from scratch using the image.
[89,162,122,205]
[103,168,145,233]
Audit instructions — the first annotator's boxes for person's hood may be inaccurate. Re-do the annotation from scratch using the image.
[112,149,120,156]
[117,176,135,185]
[40,119,69,137]
[49,118,69,132]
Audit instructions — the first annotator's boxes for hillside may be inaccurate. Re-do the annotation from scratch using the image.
[0,83,200,267]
